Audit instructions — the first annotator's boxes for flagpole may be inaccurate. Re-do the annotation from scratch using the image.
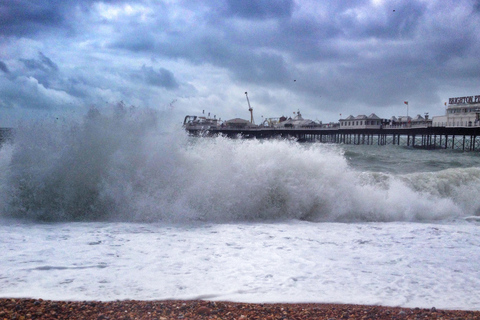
[404,101,409,126]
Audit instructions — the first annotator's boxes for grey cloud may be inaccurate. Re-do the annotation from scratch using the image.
[0,0,129,37]
[0,76,72,111]
[138,66,179,90]
[39,52,59,72]
[113,32,157,52]
[0,0,66,36]
[124,65,181,91]
[336,2,427,39]
[61,76,93,100]
[381,4,426,38]
[20,52,59,73]
[229,51,291,85]
[151,34,291,86]
[0,61,9,73]
[474,0,480,12]
[222,0,295,19]
[19,52,59,89]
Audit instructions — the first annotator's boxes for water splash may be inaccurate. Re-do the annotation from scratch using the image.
[0,107,474,223]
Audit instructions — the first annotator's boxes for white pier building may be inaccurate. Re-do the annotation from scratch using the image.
[432,94,480,127]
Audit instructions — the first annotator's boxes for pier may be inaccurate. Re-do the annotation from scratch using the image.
[184,93,480,152]
[187,126,480,152]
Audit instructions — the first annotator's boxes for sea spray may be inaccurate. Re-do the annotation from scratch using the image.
[1,105,170,221]
[0,107,473,222]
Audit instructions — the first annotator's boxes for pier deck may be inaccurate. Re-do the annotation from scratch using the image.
[187,126,480,151]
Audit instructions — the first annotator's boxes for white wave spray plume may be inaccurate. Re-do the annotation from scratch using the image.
[0,105,474,222]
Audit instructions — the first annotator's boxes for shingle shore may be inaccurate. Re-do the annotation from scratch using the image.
[1,298,479,319]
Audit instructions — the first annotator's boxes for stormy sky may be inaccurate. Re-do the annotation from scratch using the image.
[1,0,480,127]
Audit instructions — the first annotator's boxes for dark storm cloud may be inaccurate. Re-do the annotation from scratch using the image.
[146,35,291,86]
[474,0,480,12]
[20,52,59,73]
[103,0,480,115]
[0,0,129,37]
[18,52,60,89]
[288,1,480,106]
[222,0,295,19]
[124,1,419,87]
[39,52,59,72]
[228,51,291,85]
[136,65,179,90]
[113,31,157,52]
[0,0,67,36]
[110,2,294,86]
[0,61,9,74]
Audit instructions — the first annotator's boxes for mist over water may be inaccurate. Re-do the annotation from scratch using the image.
[1,106,480,223]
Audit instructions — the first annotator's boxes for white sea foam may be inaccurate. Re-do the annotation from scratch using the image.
[1,221,479,310]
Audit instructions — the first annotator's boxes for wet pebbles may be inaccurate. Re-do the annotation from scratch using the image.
[1,298,479,319]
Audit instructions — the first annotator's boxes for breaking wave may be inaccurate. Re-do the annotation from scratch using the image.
[0,106,478,223]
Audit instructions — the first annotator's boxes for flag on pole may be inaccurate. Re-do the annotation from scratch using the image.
[404,101,408,105]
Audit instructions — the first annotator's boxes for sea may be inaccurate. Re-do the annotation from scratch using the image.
[1,107,479,310]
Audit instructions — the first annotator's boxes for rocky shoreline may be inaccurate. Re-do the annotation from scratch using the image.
[1,299,479,319]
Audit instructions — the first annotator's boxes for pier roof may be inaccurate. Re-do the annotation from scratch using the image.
[340,113,381,121]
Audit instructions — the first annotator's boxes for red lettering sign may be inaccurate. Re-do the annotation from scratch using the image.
[449,95,480,104]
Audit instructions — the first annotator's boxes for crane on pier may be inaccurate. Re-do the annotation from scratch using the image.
[245,92,255,124]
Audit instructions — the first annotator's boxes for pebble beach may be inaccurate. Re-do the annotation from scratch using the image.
[1,299,479,320]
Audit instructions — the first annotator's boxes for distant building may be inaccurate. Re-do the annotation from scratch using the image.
[432,94,480,127]
[386,114,431,128]
[411,114,430,126]
[183,115,220,130]
[339,113,383,129]
[274,110,319,128]
[224,118,258,129]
